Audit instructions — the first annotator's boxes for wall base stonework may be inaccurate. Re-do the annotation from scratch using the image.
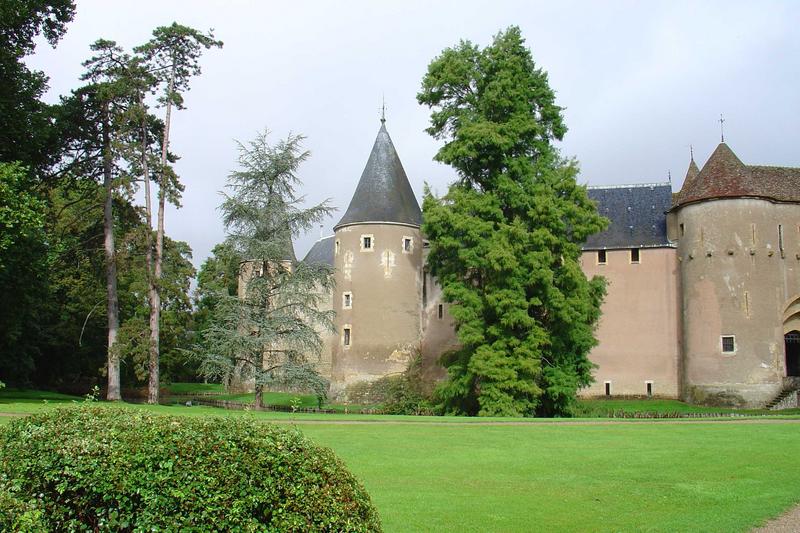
[684,383,783,408]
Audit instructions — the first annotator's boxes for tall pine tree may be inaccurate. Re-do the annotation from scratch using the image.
[418,27,607,417]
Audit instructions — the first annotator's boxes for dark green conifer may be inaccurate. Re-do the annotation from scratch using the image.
[418,27,607,417]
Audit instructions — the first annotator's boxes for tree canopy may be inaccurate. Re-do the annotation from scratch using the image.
[418,26,607,417]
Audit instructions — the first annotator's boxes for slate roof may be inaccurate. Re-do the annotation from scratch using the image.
[334,121,422,229]
[583,184,673,250]
[674,143,800,206]
[302,235,335,266]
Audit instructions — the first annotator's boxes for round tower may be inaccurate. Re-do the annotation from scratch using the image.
[672,143,800,407]
[330,119,423,398]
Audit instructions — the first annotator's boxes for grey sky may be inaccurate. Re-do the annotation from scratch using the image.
[28,0,800,267]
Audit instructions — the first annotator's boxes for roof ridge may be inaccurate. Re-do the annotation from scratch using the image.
[588,182,671,190]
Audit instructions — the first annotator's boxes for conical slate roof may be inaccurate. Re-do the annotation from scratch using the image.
[334,121,422,229]
[302,235,334,266]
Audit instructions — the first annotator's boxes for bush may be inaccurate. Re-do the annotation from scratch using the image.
[345,357,436,415]
[0,405,382,532]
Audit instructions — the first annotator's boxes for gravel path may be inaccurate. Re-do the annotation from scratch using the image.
[752,503,800,532]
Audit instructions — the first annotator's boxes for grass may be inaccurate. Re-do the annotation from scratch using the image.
[2,391,799,531]
[574,397,800,417]
[164,382,362,412]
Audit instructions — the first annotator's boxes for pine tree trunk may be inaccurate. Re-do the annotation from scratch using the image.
[103,101,121,401]
[139,92,157,403]
[148,67,175,405]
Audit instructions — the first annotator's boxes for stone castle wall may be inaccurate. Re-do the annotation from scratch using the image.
[671,198,800,407]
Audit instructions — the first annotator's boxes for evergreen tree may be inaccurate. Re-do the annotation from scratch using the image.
[135,23,222,404]
[194,131,334,408]
[418,27,607,417]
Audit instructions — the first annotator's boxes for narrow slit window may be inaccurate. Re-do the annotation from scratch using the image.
[679,223,685,237]
[778,224,784,256]
[438,304,443,319]
[422,270,428,306]
[630,248,640,263]
[646,382,653,397]
[335,240,340,255]
[343,327,351,346]
[403,237,412,253]
[721,335,735,353]
[604,381,611,396]
[597,250,607,265]
[342,292,352,309]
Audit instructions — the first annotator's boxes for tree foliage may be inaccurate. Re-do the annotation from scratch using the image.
[0,0,76,171]
[194,131,334,406]
[418,27,607,417]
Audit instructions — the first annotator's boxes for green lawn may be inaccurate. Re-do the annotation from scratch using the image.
[1,394,799,531]
[574,397,800,417]
[165,382,363,412]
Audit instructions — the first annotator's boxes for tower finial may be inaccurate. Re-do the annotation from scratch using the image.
[689,144,694,162]
[668,170,672,184]
[719,114,725,143]
[380,95,386,123]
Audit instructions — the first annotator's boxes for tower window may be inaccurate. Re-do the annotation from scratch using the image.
[721,335,736,353]
[402,236,413,253]
[438,304,443,319]
[680,223,685,237]
[335,240,340,255]
[630,248,640,263]
[342,291,352,309]
[343,327,351,347]
[778,224,784,257]
[646,381,653,397]
[604,381,611,396]
[597,250,607,265]
[361,234,374,251]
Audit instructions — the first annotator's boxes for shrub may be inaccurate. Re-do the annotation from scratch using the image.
[0,405,382,532]
[345,357,436,415]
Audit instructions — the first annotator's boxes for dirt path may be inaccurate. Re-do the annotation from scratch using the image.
[267,417,800,426]
[752,503,800,532]
[1,411,799,426]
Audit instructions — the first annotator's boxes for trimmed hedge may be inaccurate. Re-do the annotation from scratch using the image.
[0,405,381,531]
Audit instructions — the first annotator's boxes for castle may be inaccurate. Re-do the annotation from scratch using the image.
[297,119,800,408]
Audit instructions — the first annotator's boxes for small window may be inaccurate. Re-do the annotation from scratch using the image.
[363,236,372,249]
[335,240,340,255]
[604,381,611,396]
[721,335,736,353]
[343,327,351,346]
[597,250,607,265]
[646,381,653,397]
[630,248,640,263]
[679,223,685,237]
[778,224,784,256]
[402,237,413,253]
[342,292,352,309]
[438,304,443,319]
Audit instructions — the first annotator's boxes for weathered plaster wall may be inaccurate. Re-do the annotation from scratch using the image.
[672,198,800,407]
[330,223,423,397]
[580,247,681,398]
[419,256,457,382]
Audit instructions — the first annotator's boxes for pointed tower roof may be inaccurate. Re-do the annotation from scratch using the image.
[682,158,700,190]
[674,142,800,207]
[334,121,422,230]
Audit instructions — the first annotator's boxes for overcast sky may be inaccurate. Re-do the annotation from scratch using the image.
[27,0,800,267]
